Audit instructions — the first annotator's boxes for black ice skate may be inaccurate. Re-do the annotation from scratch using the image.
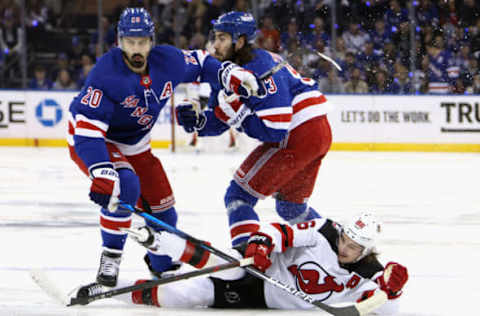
[96,250,121,287]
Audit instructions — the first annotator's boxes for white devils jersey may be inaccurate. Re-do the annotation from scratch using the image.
[261,218,399,314]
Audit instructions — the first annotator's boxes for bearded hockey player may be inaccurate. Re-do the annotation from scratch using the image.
[176,11,333,247]
[70,213,408,314]
[67,7,265,287]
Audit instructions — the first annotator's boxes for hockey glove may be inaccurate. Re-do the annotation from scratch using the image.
[214,89,252,128]
[378,262,409,299]
[175,102,206,133]
[89,163,120,212]
[245,232,274,272]
[218,61,266,99]
[124,226,159,250]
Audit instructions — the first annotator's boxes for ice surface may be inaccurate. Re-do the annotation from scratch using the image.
[1,147,479,316]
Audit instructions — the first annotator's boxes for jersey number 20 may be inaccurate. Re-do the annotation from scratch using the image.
[81,86,104,108]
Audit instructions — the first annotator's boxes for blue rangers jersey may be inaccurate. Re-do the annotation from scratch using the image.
[199,49,332,143]
[67,46,222,168]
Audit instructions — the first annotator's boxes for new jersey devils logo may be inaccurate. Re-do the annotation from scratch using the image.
[288,262,344,301]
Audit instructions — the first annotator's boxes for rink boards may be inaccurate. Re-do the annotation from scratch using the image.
[0,90,478,152]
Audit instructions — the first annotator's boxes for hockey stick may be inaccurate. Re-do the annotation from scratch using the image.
[119,202,387,316]
[316,51,343,71]
[30,257,253,307]
[68,257,253,306]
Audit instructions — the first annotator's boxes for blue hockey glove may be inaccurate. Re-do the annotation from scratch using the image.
[175,102,206,133]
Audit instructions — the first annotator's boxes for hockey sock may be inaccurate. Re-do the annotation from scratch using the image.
[98,168,140,253]
[275,200,322,224]
[224,181,260,247]
[100,207,132,253]
[228,202,260,247]
[145,207,178,274]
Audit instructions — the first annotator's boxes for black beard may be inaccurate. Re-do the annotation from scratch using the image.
[123,52,145,69]
[217,45,235,62]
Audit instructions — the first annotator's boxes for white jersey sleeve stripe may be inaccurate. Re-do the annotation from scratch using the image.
[74,114,109,132]
[256,106,292,117]
[75,128,105,138]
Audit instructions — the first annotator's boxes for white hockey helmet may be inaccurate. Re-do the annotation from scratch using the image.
[343,213,381,261]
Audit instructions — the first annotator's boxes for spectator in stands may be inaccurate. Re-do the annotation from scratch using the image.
[50,52,72,83]
[304,16,330,48]
[391,20,411,66]
[53,68,77,90]
[385,0,408,31]
[280,18,302,51]
[233,0,249,12]
[425,35,455,94]
[28,64,52,90]
[261,36,277,53]
[415,0,440,28]
[334,37,347,63]
[342,21,370,55]
[75,53,94,89]
[451,77,468,94]
[258,15,280,53]
[91,16,116,58]
[26,0,50,29]
[379,40,398,75]
[370,19,392,52]
[304,38,332,79]
[0,11,23,84]
[370,68,394,94]
[391,64,412,94]
[339,51,358,81]
[357,41,380,75]
[318,68,345,94]
[458,0,480,28]
[471,71,480,94]
[344,67,368,94]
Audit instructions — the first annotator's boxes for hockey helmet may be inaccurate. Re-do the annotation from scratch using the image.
[342,213,381,261]
[213,11,257,43]
[117,7,155,40]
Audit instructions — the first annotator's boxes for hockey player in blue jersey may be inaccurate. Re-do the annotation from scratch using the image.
[67,7,265,287]
[176,11,333,247]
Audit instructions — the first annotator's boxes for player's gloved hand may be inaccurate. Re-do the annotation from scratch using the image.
[214,89,252,128]
[124,226,160,250]
[175,101,206,133]
[245,232,274,272]
[218,61,267,99]
[378,262,409,298]
[88,163,120,212]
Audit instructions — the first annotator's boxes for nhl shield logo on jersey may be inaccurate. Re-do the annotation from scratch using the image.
[288,262,344,301]
[140,75,152,89]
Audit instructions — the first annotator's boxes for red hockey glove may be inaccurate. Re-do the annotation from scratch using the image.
[245,232,274,272]
[218,61,266,99]
[378,262,409,299]
[214,90,251,128]
[89,163,120,212]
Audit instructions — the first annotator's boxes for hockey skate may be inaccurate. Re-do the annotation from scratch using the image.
[67,282,105,306]
[96,250,121,287]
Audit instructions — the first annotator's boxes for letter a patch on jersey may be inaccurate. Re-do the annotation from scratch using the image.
[160,81,173,100]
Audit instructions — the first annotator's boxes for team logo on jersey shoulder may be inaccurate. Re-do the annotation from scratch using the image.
[288,261,344,301]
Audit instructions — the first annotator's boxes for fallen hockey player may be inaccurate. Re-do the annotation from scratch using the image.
[68,212,408,315]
